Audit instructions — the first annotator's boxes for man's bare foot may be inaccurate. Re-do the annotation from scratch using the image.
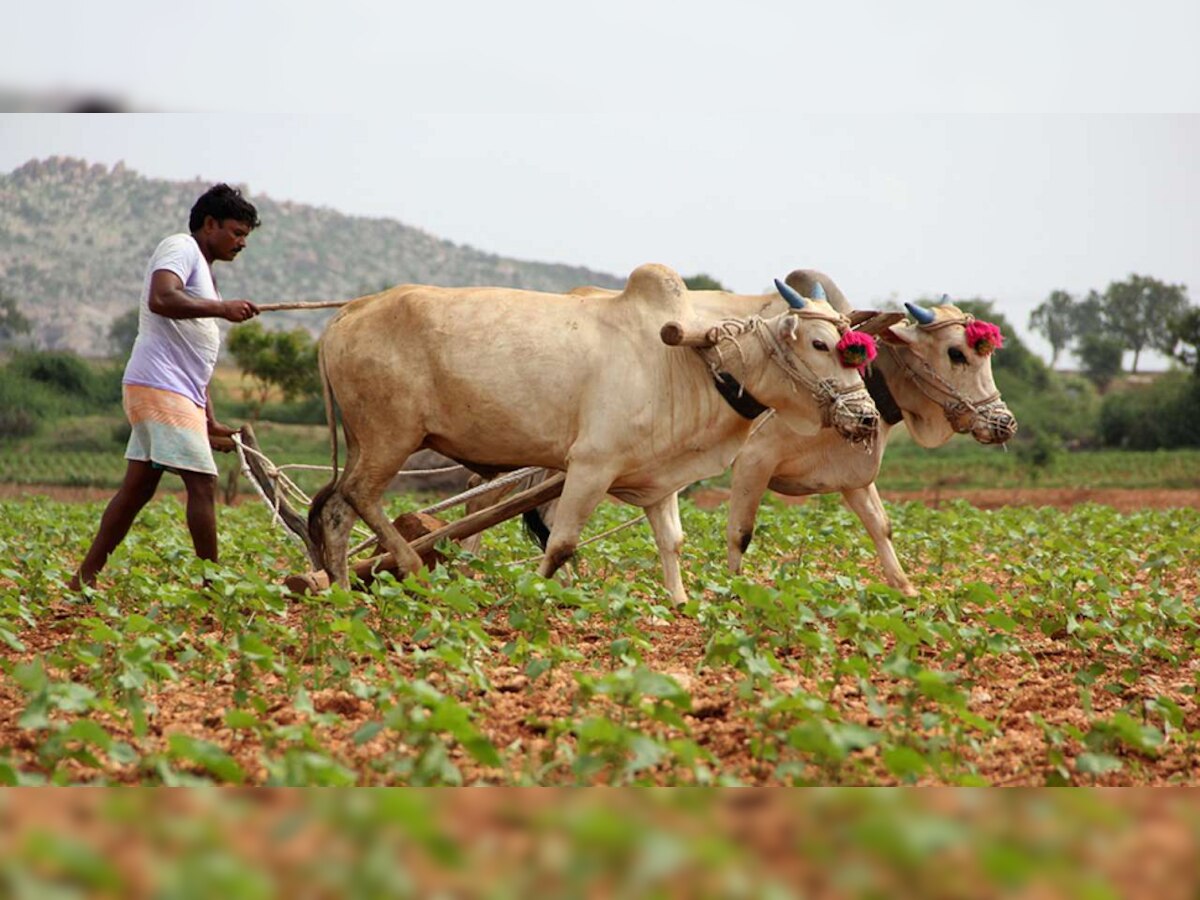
[66,572,97,593]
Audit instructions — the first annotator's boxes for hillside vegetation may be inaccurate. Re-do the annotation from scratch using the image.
[0,157,624,356]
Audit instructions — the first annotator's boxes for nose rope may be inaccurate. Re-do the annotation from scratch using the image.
[695,310,877,446]
[881,316,1005,432]
[753,314,876,425]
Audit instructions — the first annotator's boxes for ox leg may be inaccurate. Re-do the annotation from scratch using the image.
[315,486,358,588]
[538,466,614,580]
[340,459,426,583]
[644,493,688,606]
[841,483,916,596]
[726,453,776,575]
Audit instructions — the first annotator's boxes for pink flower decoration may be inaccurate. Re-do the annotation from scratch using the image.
[837,330,878,370]
[965,320,1004,356]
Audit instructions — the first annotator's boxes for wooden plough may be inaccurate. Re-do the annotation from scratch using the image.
[232,425,566,595]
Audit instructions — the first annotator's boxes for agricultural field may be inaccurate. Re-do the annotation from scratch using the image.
[1,482,1198,786]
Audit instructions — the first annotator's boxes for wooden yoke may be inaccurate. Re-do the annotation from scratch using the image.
[285,471,567,595]
[660,321,717,348]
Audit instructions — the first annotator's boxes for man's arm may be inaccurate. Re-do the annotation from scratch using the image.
[149,270,258,322]
[206,391,238,451]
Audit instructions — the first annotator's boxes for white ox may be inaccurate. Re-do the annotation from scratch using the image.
[308,264,880,602]
[721,269,1017,595]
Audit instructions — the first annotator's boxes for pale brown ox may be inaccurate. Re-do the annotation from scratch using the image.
[722,269,1017,595]
[308,264,879,603]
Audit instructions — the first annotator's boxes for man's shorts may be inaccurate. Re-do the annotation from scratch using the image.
[123,384,218,476]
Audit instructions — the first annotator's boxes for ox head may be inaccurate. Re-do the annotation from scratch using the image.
[881,297,1017,445]
[772,290,879,443]
[661,280,878,443]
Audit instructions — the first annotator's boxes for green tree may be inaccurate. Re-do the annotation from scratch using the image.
[0,288,32,346]
[1070,291,1106,343]
[1028,289,1075,368]
[1101,274,1189,373]
[1166,306,1200,375]
[225,322,321,418]
[1077,334,1125,392]
[683,274,727,291]
[107,308,139,358]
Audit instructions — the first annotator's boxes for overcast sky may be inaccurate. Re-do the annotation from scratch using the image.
[3,1,1198,367]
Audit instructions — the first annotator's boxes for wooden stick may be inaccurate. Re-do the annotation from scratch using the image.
[285,471,567,594]
[255,300,350,311]
[660,321,716,348]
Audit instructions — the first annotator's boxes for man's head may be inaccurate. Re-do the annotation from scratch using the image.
[189,183,261,262]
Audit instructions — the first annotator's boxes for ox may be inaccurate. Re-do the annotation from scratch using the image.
[723,269,1017,595]
[308,264,879,603]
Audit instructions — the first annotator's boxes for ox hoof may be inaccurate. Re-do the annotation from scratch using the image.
[285,571,331,596]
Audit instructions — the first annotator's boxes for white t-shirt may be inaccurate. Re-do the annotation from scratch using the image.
[123,234,223,408]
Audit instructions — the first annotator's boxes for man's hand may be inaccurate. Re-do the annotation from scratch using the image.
[208,420,240,453]
[222,300,259,323]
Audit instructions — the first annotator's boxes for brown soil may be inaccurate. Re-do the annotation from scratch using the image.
[6,483,1200,513]
[3,482,1198,786]
[689,486,1200,513]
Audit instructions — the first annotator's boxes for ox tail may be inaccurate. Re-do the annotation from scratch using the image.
[521,508,551,551]
[307,343,339,563]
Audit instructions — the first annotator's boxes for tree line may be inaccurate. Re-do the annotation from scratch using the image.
[1028,274,1197,387]
[4,273,1200,450]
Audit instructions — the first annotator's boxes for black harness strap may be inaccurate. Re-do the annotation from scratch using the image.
[864,367,904,426]
[713,372,769,420]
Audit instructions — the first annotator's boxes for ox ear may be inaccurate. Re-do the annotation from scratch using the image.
[850,310,905,336]
[880,320,919,346]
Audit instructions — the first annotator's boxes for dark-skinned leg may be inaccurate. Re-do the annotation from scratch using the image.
[69,460,163,590]
[180,470,219,564]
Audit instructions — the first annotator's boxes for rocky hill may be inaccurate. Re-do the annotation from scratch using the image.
[0,157,625,356]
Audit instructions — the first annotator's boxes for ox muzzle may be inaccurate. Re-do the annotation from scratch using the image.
[819,381,880,446]
[946,398,1018,445]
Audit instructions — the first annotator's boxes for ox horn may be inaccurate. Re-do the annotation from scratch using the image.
[811,282,827,300]
[775,278,808,310]
[905,301,936,325]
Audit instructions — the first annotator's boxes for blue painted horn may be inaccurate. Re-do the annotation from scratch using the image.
[812,282,827,300]
[905,301,936,325]
[775,278,808,310]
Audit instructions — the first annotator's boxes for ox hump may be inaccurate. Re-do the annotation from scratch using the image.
[620,263,689,308]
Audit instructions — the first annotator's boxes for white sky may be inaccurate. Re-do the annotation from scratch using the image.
[2,1,1199,367]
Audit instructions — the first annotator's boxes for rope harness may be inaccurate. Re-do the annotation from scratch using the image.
[881,314,1009,435]
[232,440,649,564]
[698,310,877,444]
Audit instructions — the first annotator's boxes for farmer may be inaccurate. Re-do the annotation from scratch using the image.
[69,184,261,591]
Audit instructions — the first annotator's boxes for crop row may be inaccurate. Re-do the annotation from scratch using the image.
[0,492,1197,786]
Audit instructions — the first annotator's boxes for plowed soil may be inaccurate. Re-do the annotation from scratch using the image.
[3,483,1198,785]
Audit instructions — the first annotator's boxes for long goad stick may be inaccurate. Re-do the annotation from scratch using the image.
[254,300,350,311]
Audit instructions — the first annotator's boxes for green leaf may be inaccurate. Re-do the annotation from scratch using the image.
[1075,752,1123,776]
[984,610,1018,632]
[224,709,261,730]
[168,734,245,784]
[882,745,929,781]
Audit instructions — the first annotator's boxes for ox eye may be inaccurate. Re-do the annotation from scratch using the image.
[812,340,829,352]
[949,347,967,365]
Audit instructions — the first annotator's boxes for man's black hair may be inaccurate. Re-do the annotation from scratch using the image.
[189,183,261,232]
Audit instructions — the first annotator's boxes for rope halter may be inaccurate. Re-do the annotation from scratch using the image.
[885,311,1015,440]
[699,308,879,445]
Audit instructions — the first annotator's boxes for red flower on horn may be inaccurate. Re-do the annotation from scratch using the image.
[837,331,878,371]
[966,320,1004,356]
